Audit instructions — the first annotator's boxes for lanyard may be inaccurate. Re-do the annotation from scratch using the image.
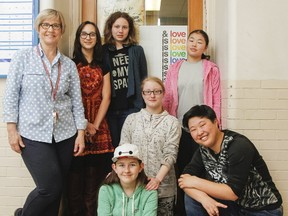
[36,46,61,101]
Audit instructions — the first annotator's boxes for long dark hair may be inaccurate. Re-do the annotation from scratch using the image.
[72,21,103,67]
[103,160,148,186]
[104,11,138,45]
[188,29,210,60]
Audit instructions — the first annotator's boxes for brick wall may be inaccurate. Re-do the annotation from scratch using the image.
[222,80,288,215]
[0,79,35,216]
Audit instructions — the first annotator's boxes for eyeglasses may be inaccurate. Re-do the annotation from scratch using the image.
[40,23,61,30]
[80,32,97,39]
[142,90,163,95]
[118,151,133,155]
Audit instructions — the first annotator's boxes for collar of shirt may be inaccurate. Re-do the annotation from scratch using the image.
[37,43,62,65]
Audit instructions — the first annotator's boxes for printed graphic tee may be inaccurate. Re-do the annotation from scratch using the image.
[108,47,131,110]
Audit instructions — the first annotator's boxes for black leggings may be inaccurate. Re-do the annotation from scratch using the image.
[20,135,76,216]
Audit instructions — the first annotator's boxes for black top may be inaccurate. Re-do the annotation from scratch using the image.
[107,46,130,110]
[183,130,282,211]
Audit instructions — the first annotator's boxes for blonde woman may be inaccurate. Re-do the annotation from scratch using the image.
[4,9,86,216]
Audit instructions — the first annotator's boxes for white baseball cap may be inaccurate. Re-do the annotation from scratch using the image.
[112,144,142,162]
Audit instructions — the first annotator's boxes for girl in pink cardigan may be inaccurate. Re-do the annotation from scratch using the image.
[163,29,221,216]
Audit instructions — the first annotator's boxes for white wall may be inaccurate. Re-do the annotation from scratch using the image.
[215,0,288,80]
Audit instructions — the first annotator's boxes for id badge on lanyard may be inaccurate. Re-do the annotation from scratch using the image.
[53,111,58,124]
[37,46,61,125]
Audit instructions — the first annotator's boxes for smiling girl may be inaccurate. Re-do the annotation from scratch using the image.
[66,21,114,216]
[97,144,157,216]
[163,30,221,215]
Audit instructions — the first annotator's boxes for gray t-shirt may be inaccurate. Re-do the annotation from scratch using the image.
[177,60,204,123]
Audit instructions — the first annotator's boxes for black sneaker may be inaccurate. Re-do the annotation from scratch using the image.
[14,208,22,216]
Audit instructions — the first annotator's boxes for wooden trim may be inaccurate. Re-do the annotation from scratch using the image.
[82,0,97,23]
[83,0,203,33]
[188,0,203,33]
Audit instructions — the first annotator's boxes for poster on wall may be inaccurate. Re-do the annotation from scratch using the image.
[139,26,187,80]
[97,0,144,36]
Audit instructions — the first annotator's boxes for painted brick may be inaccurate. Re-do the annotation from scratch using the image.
[260,150,287,161]
[226,88,245,99]
[277,110,288,119]
[1,177,34,187]
[243,89,263,99]
[269,171,288,181]
[226,108,245,119]
[261,99,288,109]
[259,89,280,99]
[276,131,288,140]
[6,168,31,178]
[227,98,260,109]
[226,119,260,129]
[260,120,288,130]
[0,167,6,177]
[263,161,288,171]
[0,130,7,140]
[278,90,288,99]
[0,186,31,197]
[242,129,276,140]
[0,157,22,167]
[0,196,23,207]
[257,141,288,150]
[0,148,5,157]
[275,181,288,190]
[245,110,276,120]
[261,80,288,89]
[226,80,261,88]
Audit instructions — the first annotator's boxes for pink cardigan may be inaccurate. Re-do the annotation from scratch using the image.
[163,59,221,126]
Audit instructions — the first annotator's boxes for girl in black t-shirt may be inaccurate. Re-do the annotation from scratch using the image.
[102,11,148,148]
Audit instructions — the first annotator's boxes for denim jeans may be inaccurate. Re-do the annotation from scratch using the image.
[184,194,283,216]
[107,108,140,148]
[184,194,240,216]
[239,206,283,216]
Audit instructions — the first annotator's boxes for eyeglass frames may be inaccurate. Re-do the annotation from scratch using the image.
[142,90,163,95]
[40,23,61,30]
[80,32,97,39]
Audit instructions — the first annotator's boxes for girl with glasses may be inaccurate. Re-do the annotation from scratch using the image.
[120,77,181,215]
[4,9,87,216]
[66,21,114,216]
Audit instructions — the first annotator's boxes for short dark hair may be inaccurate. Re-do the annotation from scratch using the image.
[182,105,217,129]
